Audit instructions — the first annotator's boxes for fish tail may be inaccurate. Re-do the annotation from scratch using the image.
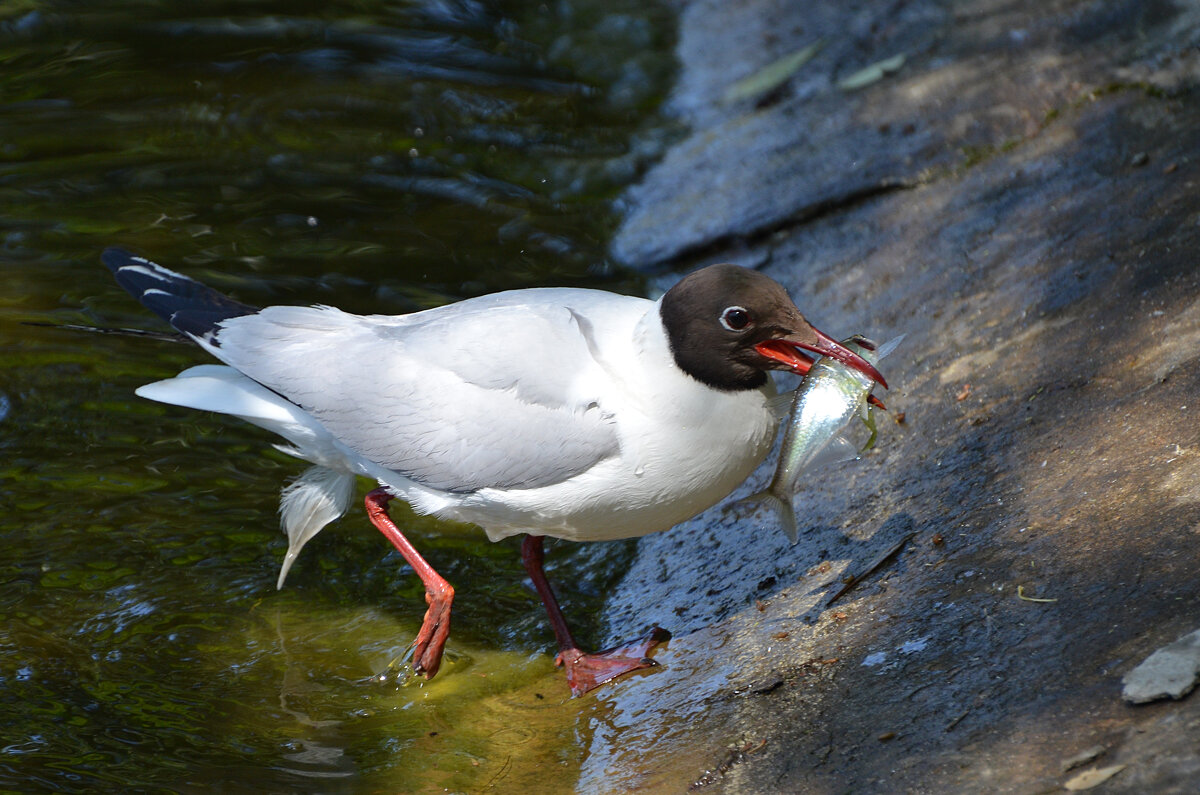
[738,490,799,545]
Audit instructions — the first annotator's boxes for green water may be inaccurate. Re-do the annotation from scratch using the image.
[0,1,678,790]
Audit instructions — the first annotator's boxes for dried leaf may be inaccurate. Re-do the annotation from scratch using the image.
[723,42,823,103]
[1063,764,1126,790]
[837,53,907,91]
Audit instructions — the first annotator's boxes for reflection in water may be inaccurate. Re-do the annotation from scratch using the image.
[259,603,588,791]
[272,610,360,785]
[0,0,677,791]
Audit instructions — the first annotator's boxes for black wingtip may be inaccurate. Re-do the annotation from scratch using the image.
[101,247,136,274]
[101,248,259,335]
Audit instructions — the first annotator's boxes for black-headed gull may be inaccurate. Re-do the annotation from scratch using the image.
[101,248,885,696]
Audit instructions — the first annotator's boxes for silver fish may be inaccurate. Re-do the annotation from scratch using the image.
[743,334,902,543]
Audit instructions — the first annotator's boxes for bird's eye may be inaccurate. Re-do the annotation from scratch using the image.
[720,305,752,332]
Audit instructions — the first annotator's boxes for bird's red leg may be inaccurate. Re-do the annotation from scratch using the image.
[365,488,454,679]
[521,535,669,697]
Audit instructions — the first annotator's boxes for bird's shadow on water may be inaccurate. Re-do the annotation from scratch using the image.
[791,511,916,624]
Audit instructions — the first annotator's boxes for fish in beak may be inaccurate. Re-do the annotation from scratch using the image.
[755,328,888,389]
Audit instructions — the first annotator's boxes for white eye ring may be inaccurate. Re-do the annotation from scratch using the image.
[720,305,751,332]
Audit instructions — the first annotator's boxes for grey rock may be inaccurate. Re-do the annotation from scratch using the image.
[1123,630,1200,704]
[592,0,1200,792]
[612,0,1200,269]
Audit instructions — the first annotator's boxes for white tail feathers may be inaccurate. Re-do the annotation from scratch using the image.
[737,490,799,545]
[276,466,357,589]
[137,365,361,587]
[135,365,306,426]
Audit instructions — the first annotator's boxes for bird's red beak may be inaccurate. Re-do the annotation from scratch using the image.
[755,328,888,389]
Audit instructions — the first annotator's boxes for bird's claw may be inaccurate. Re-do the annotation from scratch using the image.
[557,626,671,697]
[409,591,453,678]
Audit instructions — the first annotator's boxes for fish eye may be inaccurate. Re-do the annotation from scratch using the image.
[720,305,752,332]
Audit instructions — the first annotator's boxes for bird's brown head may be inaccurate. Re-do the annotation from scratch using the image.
[659,264,887,392]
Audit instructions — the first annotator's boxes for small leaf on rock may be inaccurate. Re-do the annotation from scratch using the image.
[837,53,907,91]
[723,42,823,103]
[1063,764,1126,790]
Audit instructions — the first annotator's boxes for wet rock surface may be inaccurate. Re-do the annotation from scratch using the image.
[588,0,1200,791]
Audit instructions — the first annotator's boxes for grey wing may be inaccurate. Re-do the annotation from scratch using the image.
[201,302,620,492]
